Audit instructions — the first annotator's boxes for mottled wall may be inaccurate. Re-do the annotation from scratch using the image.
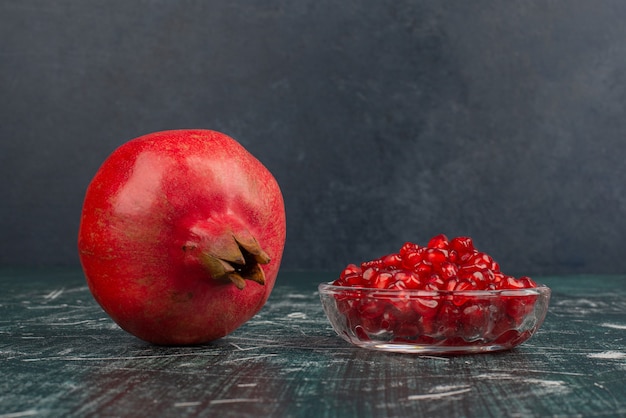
[2,1,626,275]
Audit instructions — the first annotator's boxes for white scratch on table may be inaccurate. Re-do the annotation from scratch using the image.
[237,383,258,388]
[174,401,201,407]
[594,382,608,390]
[407,386,472,401]
[286,293,310,299]
[286,312,307,319]
[283,367,304,372]
[523,369,587,377]
[43,288,64,300]
[228,336,293,346]
[210,398,265,405]
[592,381,623,406]
[22,350,221,362]
[46,320,93,326]
[600,322,626,330]
[475,373,512,380]
[587,351,626,360]
[476,373,570,395]
[229,342,262,351]
[556,298,599,308]
[24,304,69,310]
[524,379,569,389]
[0,410,39,418]
[419,355,451,361]
[223,354,278,363]
[433,384,471,392]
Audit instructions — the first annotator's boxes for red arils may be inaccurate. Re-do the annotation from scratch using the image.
[333,234,535,292]
[340,264,361,278]
[449,236,475,255]
[373,271,394,289]
[424,248,449,264]
[381,253,403,269]
[436,261,459,280]
[331,234,540,348]
[427,233,450,249]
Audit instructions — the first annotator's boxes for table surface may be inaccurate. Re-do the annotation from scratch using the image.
[1,268,625,418]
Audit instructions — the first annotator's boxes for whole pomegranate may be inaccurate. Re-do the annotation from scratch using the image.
[78,130,286,345]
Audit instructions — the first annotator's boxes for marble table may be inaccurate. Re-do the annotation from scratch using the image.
[1,268,625,417]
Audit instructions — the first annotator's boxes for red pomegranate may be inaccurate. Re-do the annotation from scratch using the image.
[78,130,286,345]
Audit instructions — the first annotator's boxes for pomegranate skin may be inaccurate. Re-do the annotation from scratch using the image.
[78,130,286,345]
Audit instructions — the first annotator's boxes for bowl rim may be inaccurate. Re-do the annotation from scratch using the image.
[318,281,551,298]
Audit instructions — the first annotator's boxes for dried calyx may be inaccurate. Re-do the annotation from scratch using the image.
[197,231,271,290]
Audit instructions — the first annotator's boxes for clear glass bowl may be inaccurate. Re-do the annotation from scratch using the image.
[319,282,551,354]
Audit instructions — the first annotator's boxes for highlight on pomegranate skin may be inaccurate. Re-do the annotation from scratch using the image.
[321,234,550,353]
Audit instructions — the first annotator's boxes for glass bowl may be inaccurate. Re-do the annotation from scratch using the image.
[319,282,551,354]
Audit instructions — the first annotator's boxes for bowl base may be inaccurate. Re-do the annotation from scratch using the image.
[350,341,514,355]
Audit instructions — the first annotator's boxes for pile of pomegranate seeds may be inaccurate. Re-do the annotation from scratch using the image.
[334,234,537,291]
[331,235,541,347]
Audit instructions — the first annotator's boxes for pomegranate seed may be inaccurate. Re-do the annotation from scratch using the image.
[343,274,365,287]
[380,310,400,331]
[411,297,439,318]
[402,251,423,270]
[490,315,515,339]
[457,267,490,290]
[413,261,433,279]
[458,264,480,274]
[424,248,448,264]
[472,269,496,290]
[400,242,420,256]
[424,283,440,291]
[361,259,384,270]
[394,270,421,289]
[362,267,377,282]
[465,252,495,270]
[340,264,361,279]
[437,261,459,280]
[459,252,474,264]
[373,271,394,289]
[460,302,489,339]
[450,237,475,254]
[358,300,386,319]
[518,276,537,288]
[394,322,421,338]
[445,277,459,292]
[426,273,445,290]
[454,279,474,292]
[492,271,505,285]
[437,302,461,337]
[449,236,475,254]
[382,253,403,269]
[451,280,474,306]
[427,234,450,249]
[505,296,535,323]
[388,280,408,290]
[499,276,526,290]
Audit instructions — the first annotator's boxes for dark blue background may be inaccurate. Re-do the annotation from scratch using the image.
[2,1,625,275]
